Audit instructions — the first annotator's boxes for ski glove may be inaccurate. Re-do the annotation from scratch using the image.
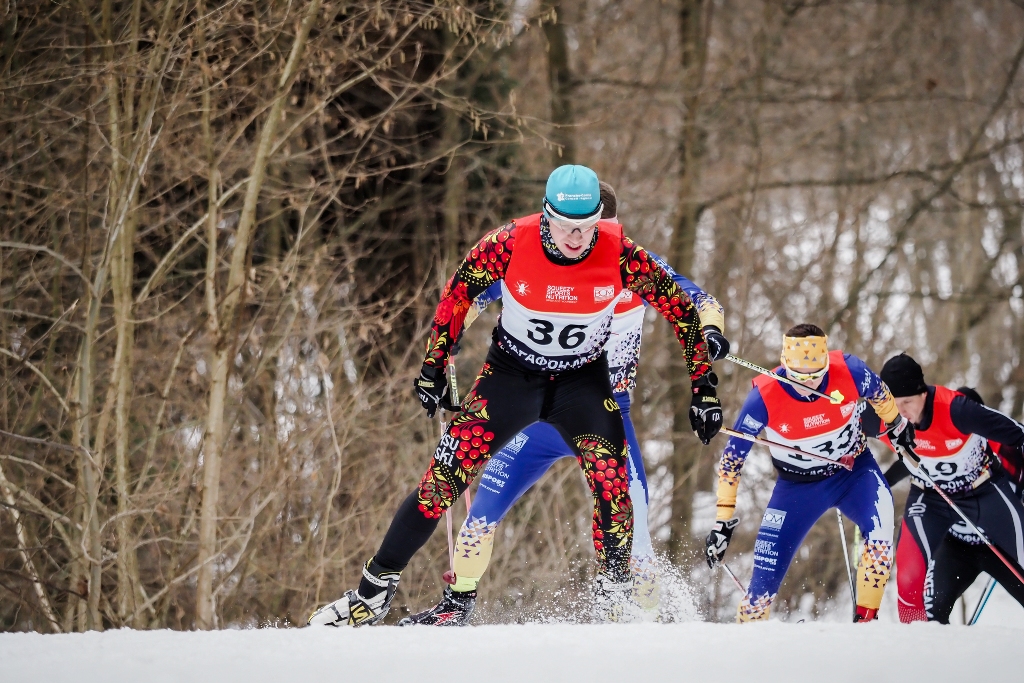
[886,415,917,458]
[414,365,458,418]
[705,517,740,568]
[689,373,723,445]
[702,326,730,362]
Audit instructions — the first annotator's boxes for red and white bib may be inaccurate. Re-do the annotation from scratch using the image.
[881,386,988,494]
[755,351,865,472]
[497,215,623,372]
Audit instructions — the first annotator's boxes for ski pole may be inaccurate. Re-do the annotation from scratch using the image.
[836,510,857,620]
[721,427,854,470]
[899,446,1024,585]
[725,354,864,406]
[969,577,997,625]
[722,562,747,594]
[441,358,470,585]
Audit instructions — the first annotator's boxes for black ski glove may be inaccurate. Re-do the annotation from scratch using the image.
[886,415,917,458]
[705,517,740,568]
[414,365,458,418]
[702,326,730,362]
[689,373,723,445]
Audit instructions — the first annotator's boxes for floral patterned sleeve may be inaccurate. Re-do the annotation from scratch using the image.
[619,235,711,384]
[423,223,516,370]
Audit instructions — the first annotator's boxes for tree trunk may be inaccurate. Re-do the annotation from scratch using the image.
[195,0,322,629]
[541,0,575,165]
[667,0,712,563]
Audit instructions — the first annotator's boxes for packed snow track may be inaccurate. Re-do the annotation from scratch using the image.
[2,622,1021,683]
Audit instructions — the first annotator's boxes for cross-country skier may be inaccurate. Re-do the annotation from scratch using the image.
[399,182,729,625]
[704,325,914,622]
[885,387,1024,497]
[873,354,1024,623]
[309,165,722,627]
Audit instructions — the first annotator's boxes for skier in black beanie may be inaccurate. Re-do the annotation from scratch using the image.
[870,352,1024,623]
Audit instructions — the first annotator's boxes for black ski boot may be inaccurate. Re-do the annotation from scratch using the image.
[398,587,476,626]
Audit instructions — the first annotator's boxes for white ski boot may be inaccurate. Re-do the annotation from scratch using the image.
[307,560,400,627]
[592,573,640,623]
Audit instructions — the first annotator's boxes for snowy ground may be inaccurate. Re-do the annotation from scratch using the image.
[3,620,1022,683]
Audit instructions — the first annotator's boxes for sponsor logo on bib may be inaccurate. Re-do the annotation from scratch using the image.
[515,281,530,296]
[916,439,935,451]
[778,423,791,434]
[594,285,616,302]
[546,285,577,303]
[841,403,856,418]
[945,438,964,450]
[762,508,787,531]
[803,413,830,429]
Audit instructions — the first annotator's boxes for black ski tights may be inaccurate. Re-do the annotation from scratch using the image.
[930,537,1024,623]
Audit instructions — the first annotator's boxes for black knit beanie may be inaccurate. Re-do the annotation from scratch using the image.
[880,353,928,397]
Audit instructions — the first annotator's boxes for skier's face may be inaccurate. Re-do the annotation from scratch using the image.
[895,393,928,424]
[549,220,598,258]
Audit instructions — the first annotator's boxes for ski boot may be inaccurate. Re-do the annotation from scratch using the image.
[853,605,878,623]
[307,559,401,627]
[592,573,638,623]
[398,587,476,626]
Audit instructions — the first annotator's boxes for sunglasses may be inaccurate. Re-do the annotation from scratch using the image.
[543,200,602,236]
[783,363,829,383]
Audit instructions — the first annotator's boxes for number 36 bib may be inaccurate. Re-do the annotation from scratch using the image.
[497,214,623,372]
[754,351,866,477]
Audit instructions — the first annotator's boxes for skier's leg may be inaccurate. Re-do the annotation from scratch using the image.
[546,357,633,585]
[738,479,827,622]
[894,519,929,622]
[450,421,570,592]
[900,488,955,623]
[618,391,659,615]
[929,538,984,623]
[361,349,545,604]
[835,458,894,620]
[975,543,1024,610]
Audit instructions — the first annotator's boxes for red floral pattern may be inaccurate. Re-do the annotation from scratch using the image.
[620,235,710,383]
[575,434,633,576]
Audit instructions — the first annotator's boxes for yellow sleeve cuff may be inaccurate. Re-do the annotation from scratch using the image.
[697,295,725,335]
[716,476,739,521]
[871,394,899,425]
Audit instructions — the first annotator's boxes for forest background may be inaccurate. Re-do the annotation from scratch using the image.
[3,0,1024,632]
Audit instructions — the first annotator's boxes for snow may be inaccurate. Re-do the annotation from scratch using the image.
[3,620,1021,683]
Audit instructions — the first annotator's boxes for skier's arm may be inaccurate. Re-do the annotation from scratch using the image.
[619,236,711,384]
[648,251,725,333]
[884,460,911,487]
[844,354,900,424]
[462,282,503,332]
[950,397,1024,450]
[715,387,768,520]
[424,224,515,369]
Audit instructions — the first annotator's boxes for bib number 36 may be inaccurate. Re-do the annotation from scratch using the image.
[527,319,587,349]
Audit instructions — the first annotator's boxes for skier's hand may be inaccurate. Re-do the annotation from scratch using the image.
[886,415,917,457]
[702,326,730,362]
[705,517,739,568]
[689,374,722,445]
[414,365,458,418]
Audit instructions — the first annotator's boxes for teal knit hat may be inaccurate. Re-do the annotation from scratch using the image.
[544,165,602,219]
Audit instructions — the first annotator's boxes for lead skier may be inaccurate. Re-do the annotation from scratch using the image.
[399,182,729,625]
[704,326,914,622]
[874,354,1024,623]
[309,165,722,627]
